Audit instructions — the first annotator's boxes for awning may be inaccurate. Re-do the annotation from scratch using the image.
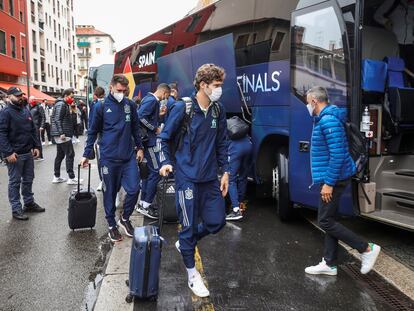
[0,82,56,102]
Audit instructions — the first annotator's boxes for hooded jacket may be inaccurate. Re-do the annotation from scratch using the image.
[50,98,74,137]
[0,103,41,157]
[137,93,160,147]
[311,105,356,186]
[159,95,229,183]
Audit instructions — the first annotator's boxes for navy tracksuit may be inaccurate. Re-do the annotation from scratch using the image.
[84,94,143,228]
[138,93,161,204]
[228,136,252,209]
[159,95,229,268]
[0,103,41,213]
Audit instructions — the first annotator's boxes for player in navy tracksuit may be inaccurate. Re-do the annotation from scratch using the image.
[136,84,170,219]
[81,75,144,242]
[226,135,252,221]
[159,64,229,298]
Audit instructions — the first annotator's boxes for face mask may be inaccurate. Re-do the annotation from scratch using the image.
[160,99,167,107]
[306,102,315,117]
[205,86,222,102]
[112,92,124,103]
[66,97,74,105]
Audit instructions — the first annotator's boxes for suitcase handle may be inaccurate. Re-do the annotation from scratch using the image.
[78,163,91,193]
[157,176,169,234]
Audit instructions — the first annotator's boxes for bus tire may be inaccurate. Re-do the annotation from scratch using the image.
[274,148,295,221]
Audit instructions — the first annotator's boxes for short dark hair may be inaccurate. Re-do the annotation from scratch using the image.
[94,86,105,98]
[111,74,129,86]
[194,64,225,91]
[62,88,74,97]
[156,83,171,92]
[168,83,178,92]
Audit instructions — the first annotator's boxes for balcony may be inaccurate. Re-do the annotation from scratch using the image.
[77,52,91,58]
[40,48,45,57]
[39,21,44,32]
[77,41,90,48]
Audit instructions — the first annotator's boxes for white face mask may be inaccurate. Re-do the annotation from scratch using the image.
[306,102,315,117]
[160,99,168,107]
[112,92,124,103]
[205,86,222,102]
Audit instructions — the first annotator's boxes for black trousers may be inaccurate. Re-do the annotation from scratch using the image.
[54,140,75,179]
[317,179,368,266]
[399,44,414,86]
[35,129,43,158]
[41,123,52,142]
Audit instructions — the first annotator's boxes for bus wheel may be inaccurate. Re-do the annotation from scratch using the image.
[274,148,295,221]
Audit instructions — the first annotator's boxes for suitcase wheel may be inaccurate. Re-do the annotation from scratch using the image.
[125,294,134,303]
[149,295,158,302]
[125,280,129,287]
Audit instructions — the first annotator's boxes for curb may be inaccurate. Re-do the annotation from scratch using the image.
[94,213,144,311]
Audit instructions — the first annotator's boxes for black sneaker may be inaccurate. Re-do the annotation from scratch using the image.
[12,210,29,221]
[226,210,243,221]
[108,227,123,242]
[24,202,45,213]
[136,205,159,219]
[118,218,134,238]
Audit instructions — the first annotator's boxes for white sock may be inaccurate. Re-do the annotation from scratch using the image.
[186,267,197,279]
[233,207,240,212]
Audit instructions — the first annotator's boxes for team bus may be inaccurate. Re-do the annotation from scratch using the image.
[114,0,414,230]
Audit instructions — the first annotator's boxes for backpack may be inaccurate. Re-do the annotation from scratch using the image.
[227,116,249,140]
[344,121,368,175]
[169,97,220,159]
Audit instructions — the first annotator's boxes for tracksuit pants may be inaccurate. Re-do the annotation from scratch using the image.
[101,157,140,228]
[6,152,35,213]
[228,139,252,209]
[318,179,368,266]
[141,145,161,205]
[176,178,226,268]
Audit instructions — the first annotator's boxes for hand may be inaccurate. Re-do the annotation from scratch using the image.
[159,164,173,177]
[6,153,18,163]
[155,127,161,135]
[32,149,40,159]
[220,172,229,197]
[39,127,44,132]
[159,106,167,117]
[136,149,144,162]
[80,157,89,168]
[60,134,66,140]
[321,184,333,203]
[384,19,393,31]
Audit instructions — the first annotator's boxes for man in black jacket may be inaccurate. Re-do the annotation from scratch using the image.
[50,88,82,185]
[29,96,46,160]
[0,87,45,220]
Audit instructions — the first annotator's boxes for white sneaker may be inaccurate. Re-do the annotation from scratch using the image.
[67,178,83,185]
[52,176,67,184]
[175,240,181,253]
[48,141,53,145]
[41,142,46,146]
[96,181,103,191]
[188,271,210,297]
[305,258,337,276]
[360,243,381,274]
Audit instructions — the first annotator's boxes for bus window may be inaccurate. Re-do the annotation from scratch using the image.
[291,5,350,106]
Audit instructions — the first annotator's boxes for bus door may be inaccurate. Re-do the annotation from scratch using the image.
[289,1,354,214]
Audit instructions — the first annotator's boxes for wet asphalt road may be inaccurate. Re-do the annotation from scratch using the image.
[134,203,406,310]
[0,139,412,310]
[0,138,109,311]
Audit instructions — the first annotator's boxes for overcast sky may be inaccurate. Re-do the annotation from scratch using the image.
[73,0,199,51]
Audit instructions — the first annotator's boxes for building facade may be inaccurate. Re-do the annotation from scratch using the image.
[28,0,77,95]
[75,25,115,94]
[0,0,29,87]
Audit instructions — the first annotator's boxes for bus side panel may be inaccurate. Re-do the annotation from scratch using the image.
[157,34,239,112]
[289,94,353,216]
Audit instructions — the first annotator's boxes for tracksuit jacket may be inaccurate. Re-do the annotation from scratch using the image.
[311,105,356,186]
[0,103,41,157]
[138,93,160,147]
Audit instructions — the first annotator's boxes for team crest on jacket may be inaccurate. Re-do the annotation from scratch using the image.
[102,166,109,175]
[185,188,193,200]
[211,118,217,129]
[124,105,130,114]
[125,114,131,122]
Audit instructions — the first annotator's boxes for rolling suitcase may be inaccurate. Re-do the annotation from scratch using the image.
[68,164,97,230]
[126,225,162,303]
[156,177,178,229]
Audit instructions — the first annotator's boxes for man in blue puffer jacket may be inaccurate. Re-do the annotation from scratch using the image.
[304,86,381,276]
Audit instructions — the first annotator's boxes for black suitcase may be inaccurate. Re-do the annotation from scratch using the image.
[68,164,97,230]
[156,177,178,229]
